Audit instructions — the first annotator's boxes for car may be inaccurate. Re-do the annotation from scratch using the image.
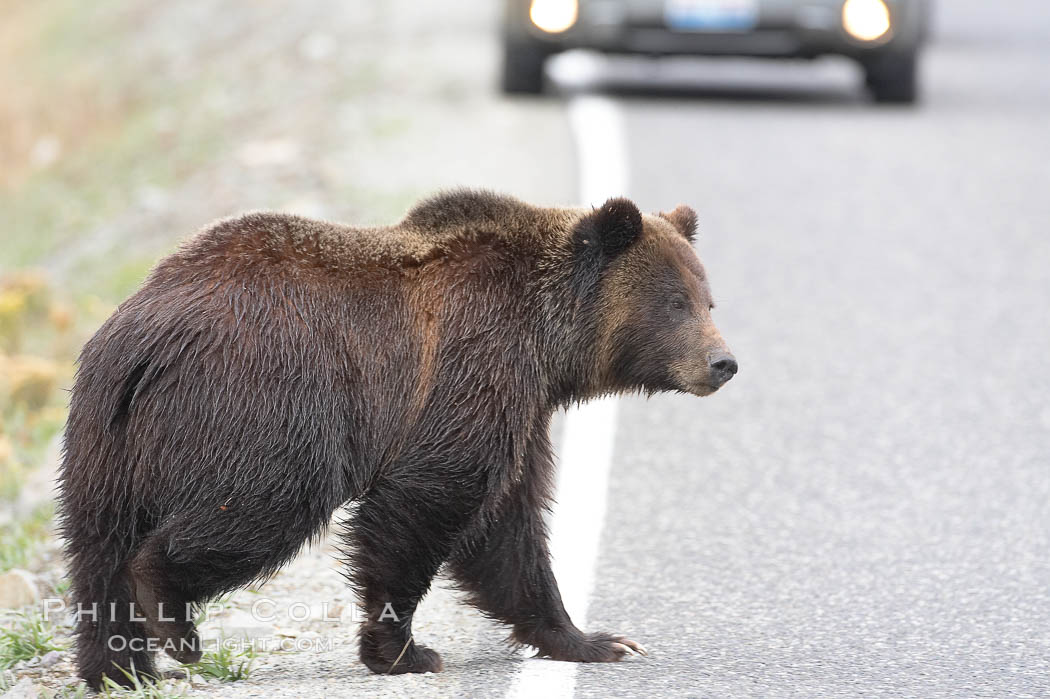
[501,0,930,103]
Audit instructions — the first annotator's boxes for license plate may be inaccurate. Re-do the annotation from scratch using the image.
[664,0,759,32]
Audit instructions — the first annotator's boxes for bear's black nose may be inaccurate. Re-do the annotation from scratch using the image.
[709,353,738,386]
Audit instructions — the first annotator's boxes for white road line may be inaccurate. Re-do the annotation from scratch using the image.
[507,94,629,699]
[567,94,631,208]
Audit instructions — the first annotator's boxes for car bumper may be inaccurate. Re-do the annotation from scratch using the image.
[509,0,928,59]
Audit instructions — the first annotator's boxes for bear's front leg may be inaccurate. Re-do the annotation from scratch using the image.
[448,433,647,663]
[346,478,484,674]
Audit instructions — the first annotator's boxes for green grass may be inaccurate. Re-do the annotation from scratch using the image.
[0,504,54,573]
[1,1,230,284]
[77,257,157,306]
[2,96,226,275]
[0,609,64,669]
[1,407,65,502]
[98,666,185,698]
[0,462,25,502]
[183,643,255,682]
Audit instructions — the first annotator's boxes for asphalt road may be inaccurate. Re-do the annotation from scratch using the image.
[568,2,1050,697]
[195,2,1048,697]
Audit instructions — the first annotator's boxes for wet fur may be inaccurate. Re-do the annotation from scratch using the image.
[58,190,724,689]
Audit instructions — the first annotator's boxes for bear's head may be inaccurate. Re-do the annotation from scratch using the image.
[571,197,737,398]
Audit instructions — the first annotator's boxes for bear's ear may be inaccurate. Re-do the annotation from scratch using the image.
[573,197,643,259]
[659,205,698,243]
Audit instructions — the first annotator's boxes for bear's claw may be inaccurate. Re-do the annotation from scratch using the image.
[613,638,648,656]
[527,629,648,663]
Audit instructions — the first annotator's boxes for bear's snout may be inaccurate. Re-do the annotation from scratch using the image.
[708,352,738,388]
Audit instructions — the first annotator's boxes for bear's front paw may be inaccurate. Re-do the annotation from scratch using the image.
[359,633,443,675]
[528,629,648,663]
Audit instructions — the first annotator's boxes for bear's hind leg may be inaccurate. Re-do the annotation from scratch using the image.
[72,582,157,689]
[67,539,157,690]
[128,535,202,664]
[125,509,318,665]
[346,478,485,675]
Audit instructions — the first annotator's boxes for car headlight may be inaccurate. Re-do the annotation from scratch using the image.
[842,0,892,42]
[530,0,578,34]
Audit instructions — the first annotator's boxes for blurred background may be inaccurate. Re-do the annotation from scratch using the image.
[1,0,1048,696]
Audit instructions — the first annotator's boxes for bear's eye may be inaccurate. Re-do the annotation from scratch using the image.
[671,296,689,312]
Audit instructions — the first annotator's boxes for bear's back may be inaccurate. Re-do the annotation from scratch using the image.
[164,191,570,283]
[169,212,411,280]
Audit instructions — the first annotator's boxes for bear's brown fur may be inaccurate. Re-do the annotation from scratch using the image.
[58,190,736,689]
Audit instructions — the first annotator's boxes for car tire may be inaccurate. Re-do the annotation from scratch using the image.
[863,52,919,104]
[501,39,550,95]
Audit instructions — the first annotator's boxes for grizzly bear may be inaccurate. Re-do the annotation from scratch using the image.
[58,191,736,689]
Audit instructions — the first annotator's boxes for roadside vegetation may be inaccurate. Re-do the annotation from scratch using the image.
[0,505,54,574]
[184,643,256,683]
[2,1,224,273]
[97,669,187,699]
[0,3,220,697]
[1,1,164,530]
[0,274,74,508]
[1,0,211,557]
[0,610,64,670]
[1,0,461,694]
